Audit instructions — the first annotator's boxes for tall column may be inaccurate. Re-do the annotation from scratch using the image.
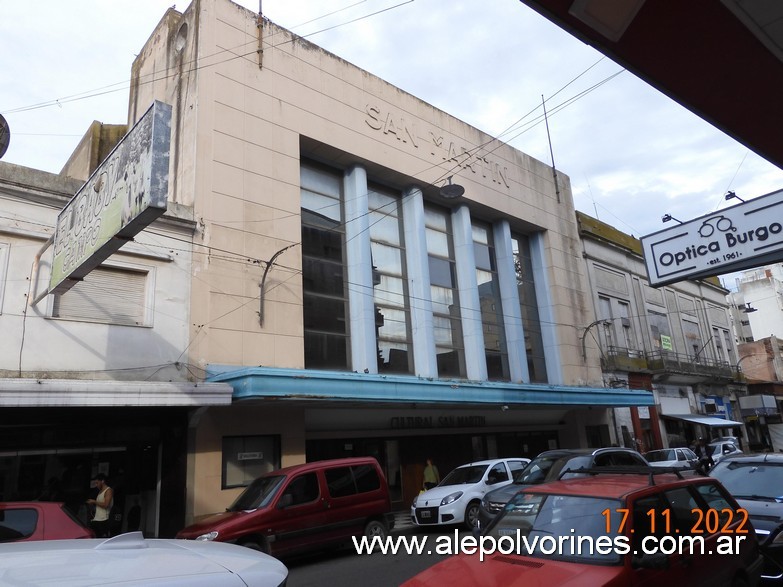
[402,186,437,378]
[344,165,378,373]
[452,205,487,381]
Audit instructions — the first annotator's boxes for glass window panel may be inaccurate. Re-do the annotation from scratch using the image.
[369,189,398,215]
[370,242,403,276]
[430,286,454,315]
[472,224,489,244]
[513,234,548,383]
[302,258,344,296]
[303,295,346,333]
[476,268,493,287]
[474,243,492,271]
[424,207,448,231]
[429,257,453,288]
[436,347,464,378]
[305,332,348,369]
[369,212,401,246]
[301,165,342,195]
[425,228,450,257]
[433,316,462,346]
[378,342,411,373]
[301,189,341,223]
[377,307,409,340]
[301,225,343,261]
[375,275,405,307]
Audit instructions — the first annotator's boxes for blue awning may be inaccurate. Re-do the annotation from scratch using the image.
[206,366,655,408]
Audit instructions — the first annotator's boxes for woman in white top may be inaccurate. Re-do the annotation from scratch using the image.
[86,473,113,537]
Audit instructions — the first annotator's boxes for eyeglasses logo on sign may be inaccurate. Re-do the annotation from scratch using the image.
[641,190,783,287]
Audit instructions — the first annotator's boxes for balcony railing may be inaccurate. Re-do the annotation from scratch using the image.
[645,350,735,380]
[603,347,740,382]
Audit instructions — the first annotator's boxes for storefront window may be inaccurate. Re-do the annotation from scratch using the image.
[222,435,280,489]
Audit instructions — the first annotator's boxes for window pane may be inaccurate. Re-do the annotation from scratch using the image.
[301,189,341,223]
[426,228,450,257]
[325,467,356,498]
[353,465,381,493]
[302,258,344,296]
[222,435,280,489]
[371,242,403,276]
[304,332,348,369]
[377,307,408,340]
[429,257,453,288]
[369,211,401,246]
[378,342,410,373]
[52,266,146,326]
[430,286,454,314]
[513,235,548,383]
[301,225,343,261]
[303,295,346,333]
[375,275,405,307]
[424,208,447,231]
[301,165,341,195]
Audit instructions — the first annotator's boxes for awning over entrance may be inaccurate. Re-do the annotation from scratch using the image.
[0,379,234,407]
[663,414,744,428]
[207,366,655,408]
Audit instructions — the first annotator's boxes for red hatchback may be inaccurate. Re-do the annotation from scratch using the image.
[404,468,762,587]
[0,502,95,542]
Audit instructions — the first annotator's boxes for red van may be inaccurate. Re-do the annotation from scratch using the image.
[177,457,393,557]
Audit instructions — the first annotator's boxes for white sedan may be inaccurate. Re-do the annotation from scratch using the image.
[708,440,743,464]
[411,457,529,530]
[644,447,699,469]
[0,532,288,586]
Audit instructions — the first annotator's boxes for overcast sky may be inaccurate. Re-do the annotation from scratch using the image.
[2,0,782,288]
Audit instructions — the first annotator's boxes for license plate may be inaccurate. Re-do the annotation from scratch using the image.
[421,511,431,518]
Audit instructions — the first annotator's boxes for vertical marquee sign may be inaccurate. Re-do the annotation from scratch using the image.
[641,189,783,287]
[49,101,172,295]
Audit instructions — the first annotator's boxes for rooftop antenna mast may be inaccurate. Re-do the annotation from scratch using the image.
[257,1,264,69]
[542,95,561,203]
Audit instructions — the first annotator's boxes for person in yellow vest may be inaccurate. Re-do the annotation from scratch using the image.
[423,458,440,490]
[86,473,114,538]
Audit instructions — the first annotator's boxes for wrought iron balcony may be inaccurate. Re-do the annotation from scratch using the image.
[602,347,740,383]
[602,346,648,372]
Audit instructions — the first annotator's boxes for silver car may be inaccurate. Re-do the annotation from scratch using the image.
[0,532,288,586]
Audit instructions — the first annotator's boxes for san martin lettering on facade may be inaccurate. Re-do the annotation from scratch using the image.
[390,416,487,429]
[365,104,510,188]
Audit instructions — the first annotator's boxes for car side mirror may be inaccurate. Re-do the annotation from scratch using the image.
[632,551,669,570]
[278,494,293,509]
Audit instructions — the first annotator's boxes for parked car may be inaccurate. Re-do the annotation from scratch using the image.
[710,453,783,582]
[0,502,94,542]
[177,456,393,558]
[0,532,287,586]
[411,458,529,530]
[404,468,763,587]
[708,440,743,465]
[478,447,649,527]
[645,447,699,469]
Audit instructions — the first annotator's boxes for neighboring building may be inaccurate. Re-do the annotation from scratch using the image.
[577,212,746,452]
[0,157,234,538]
[123,0,654,523]
[728,262,783,343]
[737,336,783,451]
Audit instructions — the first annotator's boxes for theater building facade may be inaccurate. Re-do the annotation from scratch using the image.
[127,0,653,520]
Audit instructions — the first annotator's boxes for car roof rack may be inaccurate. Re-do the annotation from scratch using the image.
[558,465,685,485]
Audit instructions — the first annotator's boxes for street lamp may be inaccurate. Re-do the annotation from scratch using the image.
[581,319,612,361]
[662,214,683,224]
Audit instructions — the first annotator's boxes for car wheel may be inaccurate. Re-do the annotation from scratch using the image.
[240,538,270,555]
[464,502,480,530]
[364,520,387,540]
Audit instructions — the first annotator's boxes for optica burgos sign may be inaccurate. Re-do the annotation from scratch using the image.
[50,101,171,295]
[641,189,783,287]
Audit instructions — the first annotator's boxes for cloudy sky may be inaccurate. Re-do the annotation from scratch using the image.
[2,0,782,288]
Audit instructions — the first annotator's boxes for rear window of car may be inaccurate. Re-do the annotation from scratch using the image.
[0,508,37,542]
[646,449,675,462]
[325,465,381,498]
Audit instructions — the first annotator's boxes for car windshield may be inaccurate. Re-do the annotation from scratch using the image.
[711,461,783,501]
[486,492,623,564]
[228,475,286,511]
[645,450,675,463]
[441,464,489,486]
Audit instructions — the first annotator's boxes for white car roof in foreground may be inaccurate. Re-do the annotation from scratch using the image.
[0,532,288,587]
